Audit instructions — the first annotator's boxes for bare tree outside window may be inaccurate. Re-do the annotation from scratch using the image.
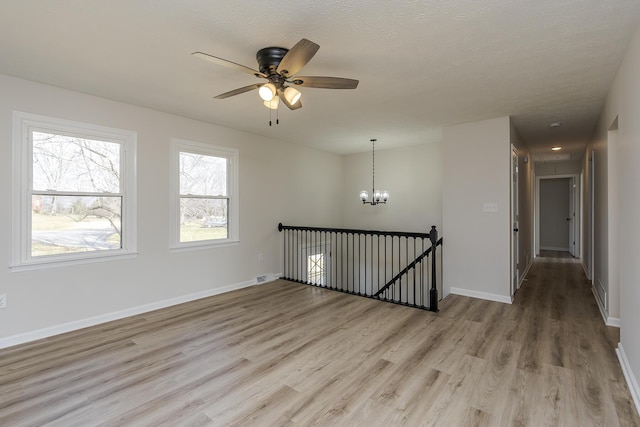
[178,151,229,242]
[31,132,122,256]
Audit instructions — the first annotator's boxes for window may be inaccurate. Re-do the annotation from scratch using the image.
[170,139,239,250]
[12,112,137,270]
[302,241,331,287]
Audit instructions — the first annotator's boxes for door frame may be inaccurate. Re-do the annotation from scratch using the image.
[510,145,519,297]
[534,173,581,258]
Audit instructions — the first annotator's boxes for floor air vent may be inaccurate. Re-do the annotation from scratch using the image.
[256,273,275,284]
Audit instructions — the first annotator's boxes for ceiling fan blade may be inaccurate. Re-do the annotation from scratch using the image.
[276,39,320,77]
[278,89,302,110]
[291,76,359,89]
[192,52,266,78]
[214,84,261,99]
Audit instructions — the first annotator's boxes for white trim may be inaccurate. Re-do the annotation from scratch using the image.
[540,246,570,251]
[0,277,268,350]
[607,317,621,328]
[169,138,239,250]
[535,173,581,258]
[616,343,640,415]
[582,261,590,279]
[10,252,138,272]
[518,259,533,289]
[169,240,240,253]
[11,111,138,269]
[591,285,620,327]
[449,287,513,304]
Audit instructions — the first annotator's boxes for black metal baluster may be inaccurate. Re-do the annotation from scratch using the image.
[412,237,416,307]
[377,234,380,296]
[283,227,287,280]
[364,233,367,296]
[298,229,301,282]
[421,237,425,308]
[390,236,394,302]
[359,233,363,295]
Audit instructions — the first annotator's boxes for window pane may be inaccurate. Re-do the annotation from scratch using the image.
[179,152,227,196]
[31,195,122,257]
[32,132,120,193]
[308,253,326,285]
[180,198,228,242]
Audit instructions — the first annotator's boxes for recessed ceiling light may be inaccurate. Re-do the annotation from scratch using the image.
[550,122,561,128]
[551,146,562,151]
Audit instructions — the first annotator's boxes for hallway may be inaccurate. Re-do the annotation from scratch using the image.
[499,257,638,424]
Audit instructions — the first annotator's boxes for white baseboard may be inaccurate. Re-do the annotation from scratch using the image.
[591,285,620,327]
[449,287,513,304]
[582,262,591,280]
[518,260,533,289]
[616,343,640,415]
[540,246,570,251]
[0,276,274,350]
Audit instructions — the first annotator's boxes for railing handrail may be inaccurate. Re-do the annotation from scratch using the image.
[278,223,432,239]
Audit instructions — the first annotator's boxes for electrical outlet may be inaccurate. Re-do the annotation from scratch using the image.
[258,253,264,262]
[0,294,6,309]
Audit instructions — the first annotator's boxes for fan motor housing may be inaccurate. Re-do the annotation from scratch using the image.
[256,47,289,75]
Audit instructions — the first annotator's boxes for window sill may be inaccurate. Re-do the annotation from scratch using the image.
[10,251,138,272]
[169,239,240,253]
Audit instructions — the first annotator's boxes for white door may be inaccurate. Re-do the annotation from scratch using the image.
[511,147,519,295]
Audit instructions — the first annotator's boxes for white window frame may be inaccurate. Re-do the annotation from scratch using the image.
[11,112,138,271]
[170,138,239,251]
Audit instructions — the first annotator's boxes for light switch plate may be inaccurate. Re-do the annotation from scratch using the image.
[483,202,498,213]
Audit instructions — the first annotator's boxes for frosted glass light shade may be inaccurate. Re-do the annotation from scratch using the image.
[258,83,276,101]
[263,96,279,109]
[359,190,369,202]
[284,87,301,105]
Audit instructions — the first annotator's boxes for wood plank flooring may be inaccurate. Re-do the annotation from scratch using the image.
[1,259,638,426]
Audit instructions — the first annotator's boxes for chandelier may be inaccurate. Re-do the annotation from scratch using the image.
[359,139,389,205]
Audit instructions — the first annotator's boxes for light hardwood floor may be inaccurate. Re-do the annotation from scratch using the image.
[1,259,638,426]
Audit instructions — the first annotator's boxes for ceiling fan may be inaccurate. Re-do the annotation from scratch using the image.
[192,38,359,111]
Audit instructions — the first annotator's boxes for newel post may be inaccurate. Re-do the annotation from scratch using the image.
[429,225,439,312]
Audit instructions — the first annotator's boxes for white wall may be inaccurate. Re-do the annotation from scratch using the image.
[0,74,344,342]
[591,21,640,408]
[535,160,582,176]
[342,142,443,233]
[442,116,511,303]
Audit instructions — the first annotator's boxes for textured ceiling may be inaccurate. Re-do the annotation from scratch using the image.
[1,1,639,156]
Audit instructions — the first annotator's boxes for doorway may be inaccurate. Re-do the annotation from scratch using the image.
[535,174,581,258]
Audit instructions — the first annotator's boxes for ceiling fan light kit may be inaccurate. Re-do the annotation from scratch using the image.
[263,97,279,110]
[192,38,359,123]
[258,83,276,101]
[283,86,301,105]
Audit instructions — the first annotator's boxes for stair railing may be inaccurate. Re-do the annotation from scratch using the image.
[278,223,442,312]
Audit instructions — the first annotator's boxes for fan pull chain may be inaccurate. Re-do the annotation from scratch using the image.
[268,100,280,126]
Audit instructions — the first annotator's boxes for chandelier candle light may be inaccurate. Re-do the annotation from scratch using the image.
[359,139,389,205]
